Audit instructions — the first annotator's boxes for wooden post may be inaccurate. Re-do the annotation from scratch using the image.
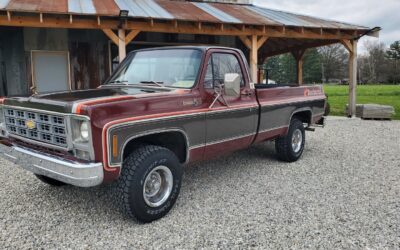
[250,35,258,82]
[292,49,306,85]
[118,29,126,63]
[297,57,304,85]
[348,40,358,117]
[239,35,268,83]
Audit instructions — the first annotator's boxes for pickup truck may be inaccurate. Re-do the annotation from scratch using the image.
[0,46,326,222]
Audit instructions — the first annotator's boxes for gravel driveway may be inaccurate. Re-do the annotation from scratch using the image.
[1,117,399,249]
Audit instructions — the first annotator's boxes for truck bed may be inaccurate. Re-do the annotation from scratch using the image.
[252,84,326,144]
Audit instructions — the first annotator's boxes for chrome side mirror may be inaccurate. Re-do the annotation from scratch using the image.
[223,73,240,97]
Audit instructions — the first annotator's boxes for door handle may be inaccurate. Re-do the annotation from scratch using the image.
[241,90,252,97]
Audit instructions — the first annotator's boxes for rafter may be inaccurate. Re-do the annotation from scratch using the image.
[239,36,252,49]
[125,30,140,45]
[341,39,353,53]
[102,29,119,45]
[0,14,365,40]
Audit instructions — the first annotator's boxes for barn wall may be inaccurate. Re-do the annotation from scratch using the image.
[69,30,110,90]
[0,27,28,96]
[23,28,109,91]
[0,27,246,97]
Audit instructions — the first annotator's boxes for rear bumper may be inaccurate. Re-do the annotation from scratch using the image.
[316,116,326,127]
[0,143,104,187]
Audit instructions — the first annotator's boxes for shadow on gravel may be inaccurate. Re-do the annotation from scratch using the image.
[28,141,279,221]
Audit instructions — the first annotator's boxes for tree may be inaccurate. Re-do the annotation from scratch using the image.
[265,49,321,84]
[318,44,348,83]
[363,41,388,83]
[303,48,322,83]
[386,41,400,84]
[387,41,400,60]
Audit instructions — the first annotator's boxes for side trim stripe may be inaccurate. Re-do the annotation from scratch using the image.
[259,96,325,107]
[102,104,260,169]
[258,125,288,134]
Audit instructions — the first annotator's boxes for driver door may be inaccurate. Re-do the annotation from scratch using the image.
[203,50,258,158]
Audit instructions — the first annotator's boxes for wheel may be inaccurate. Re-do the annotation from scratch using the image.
[275,118,305,162]
[115,145,183,223]
[324,102,331,116]
[34,174,67,186]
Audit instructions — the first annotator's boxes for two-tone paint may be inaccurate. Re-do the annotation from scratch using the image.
[0,46,326,184]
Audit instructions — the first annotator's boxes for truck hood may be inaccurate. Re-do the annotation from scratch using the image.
[3,86,173,113]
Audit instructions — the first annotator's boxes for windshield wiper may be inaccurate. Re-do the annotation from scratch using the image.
[109,80,129,84]
[140,81,165,87]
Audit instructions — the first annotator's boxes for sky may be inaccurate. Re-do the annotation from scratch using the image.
[253,0,400,53]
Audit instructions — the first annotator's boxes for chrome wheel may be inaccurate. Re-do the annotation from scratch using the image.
[291,129,303,153]
[143,166,173,208]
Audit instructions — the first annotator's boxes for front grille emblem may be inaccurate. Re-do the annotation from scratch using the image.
[26,120,36,130]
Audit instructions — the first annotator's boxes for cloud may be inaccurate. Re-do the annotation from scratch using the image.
[253,0,400,52]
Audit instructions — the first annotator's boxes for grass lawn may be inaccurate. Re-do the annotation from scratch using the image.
[323,84,400,120]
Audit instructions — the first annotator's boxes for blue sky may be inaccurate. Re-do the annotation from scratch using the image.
[253,0,400,52]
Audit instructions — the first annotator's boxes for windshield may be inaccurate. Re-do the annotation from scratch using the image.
[107,49,203,88]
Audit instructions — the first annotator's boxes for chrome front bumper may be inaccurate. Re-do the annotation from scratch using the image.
[0,144,104,187]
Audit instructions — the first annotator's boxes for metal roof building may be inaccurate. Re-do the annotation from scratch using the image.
[0,0,380,116]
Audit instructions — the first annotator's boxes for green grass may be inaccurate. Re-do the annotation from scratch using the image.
[323,84,400,120]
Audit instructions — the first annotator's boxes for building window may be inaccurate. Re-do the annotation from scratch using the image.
[31,51,71,93]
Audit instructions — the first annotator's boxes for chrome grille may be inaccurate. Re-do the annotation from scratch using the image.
[4,108,68,148]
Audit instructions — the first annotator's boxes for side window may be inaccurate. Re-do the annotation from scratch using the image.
[204,53,245,89]
[204,59,214,89]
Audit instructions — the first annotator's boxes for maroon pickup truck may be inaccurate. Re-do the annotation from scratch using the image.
[0,46,326,222]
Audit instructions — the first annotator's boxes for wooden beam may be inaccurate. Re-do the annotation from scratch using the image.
[118,29,126,62]
[292,49,306,61]
[250,35,258,82]
[292,49,306,85]
[257,36,269,49]
[102,29,119,45]
[263,40,338,58]
[348,40,358,117]
[125,30,140,45]
[0,14,367,40]
[239,36,252,49]
[341,39,353,53]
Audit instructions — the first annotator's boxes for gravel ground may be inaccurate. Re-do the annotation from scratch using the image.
[0,117,399,249]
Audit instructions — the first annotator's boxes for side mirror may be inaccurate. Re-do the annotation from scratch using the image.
[223,73,241,97]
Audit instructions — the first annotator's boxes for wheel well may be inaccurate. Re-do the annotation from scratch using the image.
[122,131,188,164]
[291,110,312,125]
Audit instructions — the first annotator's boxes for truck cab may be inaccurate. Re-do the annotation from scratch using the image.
[0,46,326,222]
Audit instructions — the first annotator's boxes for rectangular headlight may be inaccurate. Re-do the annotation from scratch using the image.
[70,116,91,143]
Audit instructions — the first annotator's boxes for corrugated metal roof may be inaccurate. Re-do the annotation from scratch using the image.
[0,0,370,30]
[192,2,242,23]
[68,0,97,14]
[114,0,173,19]
[0,0,10,9]
[247,5,368,29]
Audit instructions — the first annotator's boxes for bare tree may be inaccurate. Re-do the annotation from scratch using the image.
[362,41,388,83]
[318,44,348,83]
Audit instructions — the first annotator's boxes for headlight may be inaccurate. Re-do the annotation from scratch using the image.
[70,116,93,161]
[80,121,89,141]
[71,117,91,143]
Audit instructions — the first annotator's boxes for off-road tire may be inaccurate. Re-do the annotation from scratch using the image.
[34,174,67,186]
[275,118,305,162]
[115,145,183,223]
[324,102,331,116]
